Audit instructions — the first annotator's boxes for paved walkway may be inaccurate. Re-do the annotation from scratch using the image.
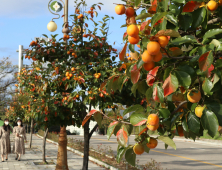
[0,134,105,170]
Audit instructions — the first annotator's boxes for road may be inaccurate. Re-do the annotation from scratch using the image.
[68,135,222,170]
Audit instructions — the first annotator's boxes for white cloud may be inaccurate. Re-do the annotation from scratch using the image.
[0,0,123,18]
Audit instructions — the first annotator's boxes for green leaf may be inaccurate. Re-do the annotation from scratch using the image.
[107,121,119,140]
[157,136,176,150]
[201,109,219,138]
[159,108,171,118]
[191,7,206,29]
[187,112,200,134]
[94,112,103,127]
[206,102,222,126]
[177,65,196,78]
[123,104,144,116]
[171,35,197,45]
[174,71,191,88]
[146,88,153,100]
[117,147,127,163]
[203,29,222,41]
[123,124,133,136]
[125,147,136,166]
[156,85,164,103]
[138,81,148,95]
[191,103,198,112]
[172,0,185,3]
[163,67,172,80]
[151,12,167,28]
[202,78,213,95]
[182,116,189,132]
[135,0,141,7]
[215,59,222,68]
[130,112,147,126]
[42,34,48,38]
[179,14,192,31]
[131,83,138,97]
[117,127,128,147]
[165,14,177,25]
[129,44,135,53]
[135,13,152,20]
[137,58,145,69]
[158,0,169,12]
[210,39,222,51]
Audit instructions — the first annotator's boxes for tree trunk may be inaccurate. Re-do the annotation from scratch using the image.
[82,121,90,170]
[55,126,68,170]
[29,118,34,148]
[42,128,48,163]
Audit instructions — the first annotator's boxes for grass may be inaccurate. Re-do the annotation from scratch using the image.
[38,130,163,170]
[200,130,222,140]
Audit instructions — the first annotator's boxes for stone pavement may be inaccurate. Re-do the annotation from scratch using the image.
[0,134,105,170]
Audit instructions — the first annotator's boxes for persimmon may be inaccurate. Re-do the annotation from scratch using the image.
[158,36,169,47]
[147,124,159,131]
[207,0,218,11]
[67,51,70,55]
[65,72,69,77]
[146,138,158,149]
[125,7,135,17]
[133,144,145,155]
[195,105,205,118]
[147,114,159,126]
[147,41,160,55]
[127,24,139,37]
[128,35,140,44]
[219,0,222,6]
[69,73,73,77]
[172,93,187,108]
[187,89,201,103]
[152,52,162,62]
[115,4,125,15]
[177,125,184,136]
[71,67,75,71]
[126,53,129,57]
[143,61,155,71]
[142,50,153,63]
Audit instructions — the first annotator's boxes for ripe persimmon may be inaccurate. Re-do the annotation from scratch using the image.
[152,52,162,62]
[207,0,218,11]
[115,4,125,15]
[127,24,139,37]
[133,144,145,155]
[128,35,140,44]
[177,125,184,136]
[146,138,158,149]
[143,61,155,71]
[187,89,201,103]
[142,50,153,63]
[219,0,222,6]
[147,114,159,126]
[158,36,169,47]
[195,105,205,118]
[125,7,135,17]
[147,124,159,131]
[147,41,160,55]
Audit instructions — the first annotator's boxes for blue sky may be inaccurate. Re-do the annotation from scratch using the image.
[0,0,126,67]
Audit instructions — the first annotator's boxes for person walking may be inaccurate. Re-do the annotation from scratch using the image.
[13,118,26,161]
[0,118,12,162]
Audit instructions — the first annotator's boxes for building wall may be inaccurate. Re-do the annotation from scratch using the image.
[66,105,99,136]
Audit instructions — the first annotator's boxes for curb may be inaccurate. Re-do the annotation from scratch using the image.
[173,137,222,147]
[36,134,118,170]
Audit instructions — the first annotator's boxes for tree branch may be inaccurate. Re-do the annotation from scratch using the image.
[171,101,188,115]
[207,18,221,25]
[161,47,198,59]
[100,111,132,125]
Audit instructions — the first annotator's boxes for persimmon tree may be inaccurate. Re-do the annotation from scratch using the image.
[82,0,222,166]
[17,1,126,169]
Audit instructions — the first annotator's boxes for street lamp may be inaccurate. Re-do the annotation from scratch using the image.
[47,0,70,36]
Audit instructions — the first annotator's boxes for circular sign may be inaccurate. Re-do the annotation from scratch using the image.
[50,1,63,13]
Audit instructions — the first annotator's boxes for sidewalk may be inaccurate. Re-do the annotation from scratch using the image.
[0,134,105,170]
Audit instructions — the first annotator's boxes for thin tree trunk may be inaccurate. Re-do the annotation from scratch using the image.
[29,118,33,148]
[55,126,68,170]
[42,128,48,163]
[82,121,90,170]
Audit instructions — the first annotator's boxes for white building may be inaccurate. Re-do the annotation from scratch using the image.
[66,105,99,136]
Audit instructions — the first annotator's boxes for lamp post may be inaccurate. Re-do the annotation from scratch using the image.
[47,1,69,170]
